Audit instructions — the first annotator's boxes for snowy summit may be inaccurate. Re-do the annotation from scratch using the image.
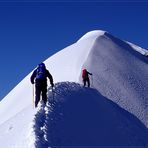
[77,30,106,42]
[0,30,148,147]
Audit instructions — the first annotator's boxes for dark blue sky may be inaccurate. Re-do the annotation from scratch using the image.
[0,1,148,100]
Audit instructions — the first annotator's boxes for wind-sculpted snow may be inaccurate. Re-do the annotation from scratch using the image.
[33,82,148,147]
[82,32,148,127]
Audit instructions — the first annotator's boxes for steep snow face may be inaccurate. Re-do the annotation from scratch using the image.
[81,32,148,127]
[32,82,148,147]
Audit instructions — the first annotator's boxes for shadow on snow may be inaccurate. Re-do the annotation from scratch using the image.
[33,82,148,148]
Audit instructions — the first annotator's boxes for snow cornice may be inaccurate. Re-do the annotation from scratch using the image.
[77,30,107,43]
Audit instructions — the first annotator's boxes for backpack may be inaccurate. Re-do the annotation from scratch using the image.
[36,64,46,79]
[82,69,87,79]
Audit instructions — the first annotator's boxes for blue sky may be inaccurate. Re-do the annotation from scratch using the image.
[0,1,148,100]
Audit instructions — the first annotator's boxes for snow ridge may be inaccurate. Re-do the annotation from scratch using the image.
[32,82,148,147]
[127,41,148,56]
[77,30,106,42]
[81,32,148,127]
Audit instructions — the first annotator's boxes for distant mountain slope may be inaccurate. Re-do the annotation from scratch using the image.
[32,82,148,147]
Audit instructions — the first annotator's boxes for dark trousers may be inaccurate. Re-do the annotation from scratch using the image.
[35,83,47,107]
[83,78,90,87]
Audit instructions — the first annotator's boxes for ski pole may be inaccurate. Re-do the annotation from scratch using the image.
[91,75,93,88]
[32,84,35,109]
[51,86,54,101]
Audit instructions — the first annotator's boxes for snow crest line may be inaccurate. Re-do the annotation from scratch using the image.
[32,82,82,147]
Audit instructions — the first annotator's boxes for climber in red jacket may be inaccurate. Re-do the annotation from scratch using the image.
[82,69,92,87]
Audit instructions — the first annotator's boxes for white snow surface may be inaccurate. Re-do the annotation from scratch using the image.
[127,41,148,56]
[0,30,147,147]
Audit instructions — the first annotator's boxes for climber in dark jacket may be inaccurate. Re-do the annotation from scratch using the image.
[30,63,54,107]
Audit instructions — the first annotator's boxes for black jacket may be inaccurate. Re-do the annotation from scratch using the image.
[30,68,54,86]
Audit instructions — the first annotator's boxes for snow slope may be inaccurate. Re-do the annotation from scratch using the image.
[32,82,148,147]
[0,30,147,147]
[0,105,34,147]
[81,32,148,128]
